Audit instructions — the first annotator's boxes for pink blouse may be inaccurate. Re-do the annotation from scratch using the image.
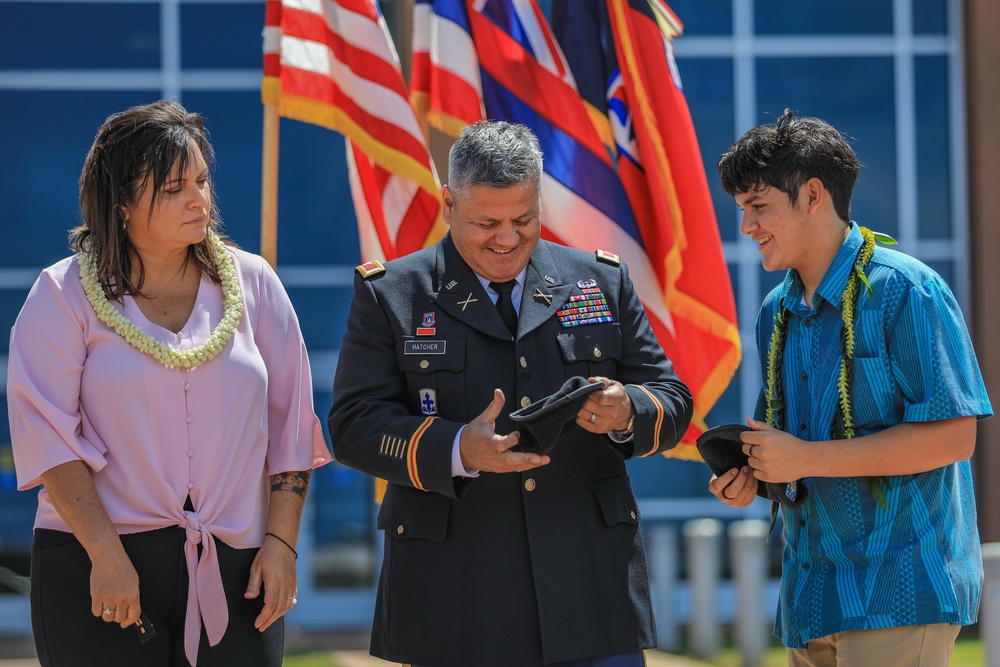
[7,246,331,665]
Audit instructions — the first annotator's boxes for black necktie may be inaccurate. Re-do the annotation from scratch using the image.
[489,280,518,336]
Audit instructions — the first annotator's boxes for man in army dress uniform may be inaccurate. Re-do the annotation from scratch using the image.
[329,120,693,667]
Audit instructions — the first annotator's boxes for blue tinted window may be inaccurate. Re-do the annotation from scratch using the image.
[664,0,732,36]
[181,3,266,69]
[758,264,784,304]
[0,3,159,69]
[915,56,950,239]
[285,286,354,350]
[755,0,892,34]
[627,456,710,497]
[0,90,161,268]
[705,363,743,427]
[278,119,360,265]
[678,57,736,240]
[926,260,953,289]
[756,57,898,238]
[182,92,358,265]
[181,91,265,251]
[914,0,947,34]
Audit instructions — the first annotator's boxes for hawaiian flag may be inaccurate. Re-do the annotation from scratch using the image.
[263,0,444,261]
[411,0,740,452]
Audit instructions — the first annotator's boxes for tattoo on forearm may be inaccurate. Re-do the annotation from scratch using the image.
[270,470,312,497]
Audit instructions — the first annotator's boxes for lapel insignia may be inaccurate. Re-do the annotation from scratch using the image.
[457,293,478,311]
[544,274,556,284]
[533,287,553,305]
[419,388,438,415]
[557,284,615,328]
[416,312,436,336]
[444,280,458,290]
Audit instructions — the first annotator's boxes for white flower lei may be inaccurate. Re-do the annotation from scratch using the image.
[79,230,244,369]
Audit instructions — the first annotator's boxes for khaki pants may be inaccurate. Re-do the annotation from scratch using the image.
[786,623,961,667]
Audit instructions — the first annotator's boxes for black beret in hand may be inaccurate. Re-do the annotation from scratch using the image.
[696,423,807,510]
[509,377,606,454]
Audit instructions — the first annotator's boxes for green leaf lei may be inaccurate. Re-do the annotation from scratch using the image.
[764,225,896,511]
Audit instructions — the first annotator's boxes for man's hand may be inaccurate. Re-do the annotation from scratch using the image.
[460,389,551,473]
[741,417,808,483]
[576,376,633,434]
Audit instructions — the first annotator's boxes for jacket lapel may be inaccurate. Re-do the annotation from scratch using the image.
[518,243,573,339]
[431,235,512,340]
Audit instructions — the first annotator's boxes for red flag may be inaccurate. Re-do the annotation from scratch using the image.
[603,0,741,442]
[263,0,444,260]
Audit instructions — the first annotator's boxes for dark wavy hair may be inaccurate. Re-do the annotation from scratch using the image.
[71,99,230,302]
[716,109,860,222]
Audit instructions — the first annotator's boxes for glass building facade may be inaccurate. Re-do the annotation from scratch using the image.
[0,0,971,631]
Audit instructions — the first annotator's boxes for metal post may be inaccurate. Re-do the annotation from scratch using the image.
[729,519,770,667]
[646,523,679,651]
[982,542,1000,667]
[683,518,722,659]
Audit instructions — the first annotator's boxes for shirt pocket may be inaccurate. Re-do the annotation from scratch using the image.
[850,356,897,431]
[555,323,622,379]
[397,337,467,419]
[377,484,452,542]
[590,474,640,527]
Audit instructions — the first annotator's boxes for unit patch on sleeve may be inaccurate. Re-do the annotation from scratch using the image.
[419,388,438,415]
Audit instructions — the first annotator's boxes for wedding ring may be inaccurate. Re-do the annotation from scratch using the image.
[103,607,114,616]
[589,412,597,423]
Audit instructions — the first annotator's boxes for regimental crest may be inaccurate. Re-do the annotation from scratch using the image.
[416,312,437,336]
[556,284,615,328]
[419,388,438,415]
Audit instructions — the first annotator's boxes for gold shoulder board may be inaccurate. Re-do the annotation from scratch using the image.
[595,249,620,266]
[356,259,386,279]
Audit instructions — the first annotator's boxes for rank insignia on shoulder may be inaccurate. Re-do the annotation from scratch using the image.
[356,259,386,279]
[596,249,620,266]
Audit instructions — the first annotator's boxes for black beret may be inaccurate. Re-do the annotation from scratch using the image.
[509,377,606,454]
[696,423,807,510]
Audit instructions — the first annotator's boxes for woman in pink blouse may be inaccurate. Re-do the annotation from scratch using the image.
[6,100,331,667]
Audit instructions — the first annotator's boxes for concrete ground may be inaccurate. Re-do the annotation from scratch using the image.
[0,629,713,666]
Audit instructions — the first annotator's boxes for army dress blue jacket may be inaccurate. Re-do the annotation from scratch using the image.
[329,235,693,667]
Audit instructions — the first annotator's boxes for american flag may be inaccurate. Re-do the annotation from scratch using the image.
[411,0,740,452]
[263,0,444,261]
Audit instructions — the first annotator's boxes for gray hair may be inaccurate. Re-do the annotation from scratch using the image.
[447,120,543,197]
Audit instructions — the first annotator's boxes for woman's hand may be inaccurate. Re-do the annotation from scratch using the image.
[90,546,142,628]
[245,536,298,631]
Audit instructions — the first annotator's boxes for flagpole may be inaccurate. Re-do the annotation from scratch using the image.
[261,101,280,268]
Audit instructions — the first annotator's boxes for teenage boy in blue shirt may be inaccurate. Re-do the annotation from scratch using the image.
[710,109,993,666]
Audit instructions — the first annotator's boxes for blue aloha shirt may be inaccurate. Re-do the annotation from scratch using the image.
[753,222,993,648]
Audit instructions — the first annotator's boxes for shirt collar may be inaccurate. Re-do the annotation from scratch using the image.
[780,222,863,311]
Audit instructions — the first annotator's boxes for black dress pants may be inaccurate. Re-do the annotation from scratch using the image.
[30,525,283,667]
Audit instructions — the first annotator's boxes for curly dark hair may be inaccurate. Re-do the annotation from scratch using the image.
[716,109,860,222]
